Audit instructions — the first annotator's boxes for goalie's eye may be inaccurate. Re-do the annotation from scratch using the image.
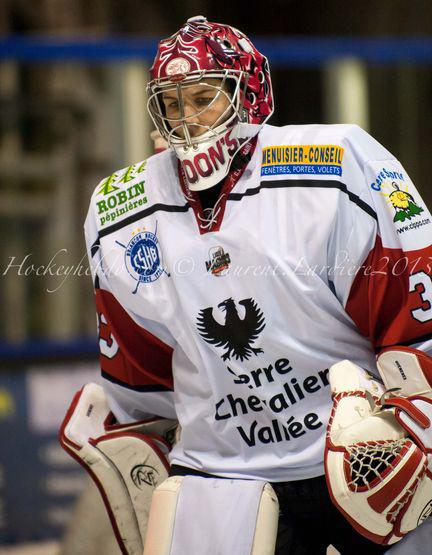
[195,95,216,106]
[162,96,179,110]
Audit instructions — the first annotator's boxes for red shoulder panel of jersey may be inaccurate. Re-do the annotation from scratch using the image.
[95,288,174,391]
[345,235,432,351]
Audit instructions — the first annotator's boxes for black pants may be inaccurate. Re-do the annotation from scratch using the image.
[170,465,388,555]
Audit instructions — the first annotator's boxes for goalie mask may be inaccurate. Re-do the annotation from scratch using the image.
[147,15,273,191]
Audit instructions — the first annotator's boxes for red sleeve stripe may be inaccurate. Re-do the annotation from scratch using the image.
[96,288,174,391]
[345,235,432,350]
[101,371,172,392]
[376,332,432,352]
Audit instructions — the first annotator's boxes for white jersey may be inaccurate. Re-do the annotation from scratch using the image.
[85,123,432,482]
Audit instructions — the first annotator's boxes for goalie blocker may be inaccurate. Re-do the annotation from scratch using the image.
[59,383,177,555]
[325,347,432,546]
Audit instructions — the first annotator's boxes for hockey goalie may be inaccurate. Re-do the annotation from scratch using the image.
[59,12,432,555]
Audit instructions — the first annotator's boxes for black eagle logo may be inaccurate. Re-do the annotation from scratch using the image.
[197,298,266,361]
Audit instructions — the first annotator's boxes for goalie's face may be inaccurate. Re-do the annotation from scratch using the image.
[162,79,231,140]
[148,76,238,148]
[147,72,244,191]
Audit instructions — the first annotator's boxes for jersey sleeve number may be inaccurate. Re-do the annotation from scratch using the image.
[409,271,432,323]
[98,313,119,358]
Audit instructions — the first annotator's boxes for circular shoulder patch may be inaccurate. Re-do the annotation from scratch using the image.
[125,231,163,284]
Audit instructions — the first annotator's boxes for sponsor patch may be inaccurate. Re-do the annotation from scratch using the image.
[261,145,344,177]
[384,181,424,223]
[369,166,431,235]
[96,161,148,227]
[369,167,405,192]
[130,464,159,488]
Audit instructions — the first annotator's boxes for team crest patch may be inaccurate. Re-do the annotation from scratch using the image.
[197,298,265,361]
[116,223,169,293]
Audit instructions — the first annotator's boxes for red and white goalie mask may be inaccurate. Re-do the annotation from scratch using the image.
[147,15,274,191]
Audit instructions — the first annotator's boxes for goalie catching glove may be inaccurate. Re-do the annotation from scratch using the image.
[59,383,177,555]
[325,347,432,546]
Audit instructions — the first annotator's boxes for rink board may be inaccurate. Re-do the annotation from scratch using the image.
[0,360,99,544]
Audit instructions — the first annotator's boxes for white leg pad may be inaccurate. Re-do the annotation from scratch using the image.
[252,482,279,554]
[144,476,182,555]
[143,476,279,555]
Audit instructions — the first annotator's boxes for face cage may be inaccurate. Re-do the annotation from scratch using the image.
[147,70,248,150]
